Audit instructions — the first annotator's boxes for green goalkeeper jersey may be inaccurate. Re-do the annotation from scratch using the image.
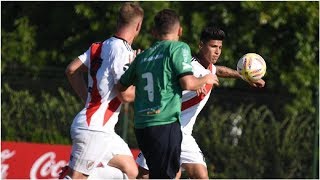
[120,40,193,128]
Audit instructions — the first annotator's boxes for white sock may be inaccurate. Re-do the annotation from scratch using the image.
[88,164,126,179]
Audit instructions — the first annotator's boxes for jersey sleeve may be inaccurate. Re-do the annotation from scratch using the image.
[111,47,133,84]
[78,48,91,67]
[171,43,193,78]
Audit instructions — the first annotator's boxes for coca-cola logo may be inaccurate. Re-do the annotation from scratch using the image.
[30,152,67,179]
[1,149,16,179]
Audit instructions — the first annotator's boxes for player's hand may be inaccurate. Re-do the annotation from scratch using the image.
[129,49,142,63]
[205,74,219,86]
[133,49,142,60]
[196,86,207,96]
[248,79,265,88]
[135,49,142,55]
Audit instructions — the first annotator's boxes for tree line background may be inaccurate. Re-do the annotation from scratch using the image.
[1,1,319,178]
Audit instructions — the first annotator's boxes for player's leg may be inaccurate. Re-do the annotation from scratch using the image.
[108,154,138,179]
[180,134,208,179]
[175,168,182,179]
[181,163,208,179]
[136,149,182,179]
[135,121,182,179]
[88,163,126,179]
[67,128,114,179]
[106,133,138,179]
[136,151,149,179]
[59,164,126,179]
[66,168,87,179]
[137,165,149,179]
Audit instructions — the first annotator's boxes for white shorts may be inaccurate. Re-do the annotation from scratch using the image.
[136,133,206,170]
[69,128,132,175]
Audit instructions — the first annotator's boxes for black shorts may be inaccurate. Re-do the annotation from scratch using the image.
[135,121,182,179]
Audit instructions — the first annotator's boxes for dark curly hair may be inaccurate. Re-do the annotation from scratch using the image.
[200,26,225,43]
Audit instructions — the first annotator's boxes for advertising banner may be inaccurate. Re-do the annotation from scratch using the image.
[1,141,139,179]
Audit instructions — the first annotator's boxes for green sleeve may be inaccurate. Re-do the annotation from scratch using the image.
[119,58,137,87]
[171,43,193,78]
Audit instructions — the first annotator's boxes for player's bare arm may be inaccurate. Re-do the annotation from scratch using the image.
[250,79,265,88]
[216,65,265,88]
[65,58,88,103]
[216,65,241,78]
[179,74,219,91]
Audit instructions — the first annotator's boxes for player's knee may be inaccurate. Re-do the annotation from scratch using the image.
[189,170,208,179]
[184,164,208,179]
[120,163,138,179]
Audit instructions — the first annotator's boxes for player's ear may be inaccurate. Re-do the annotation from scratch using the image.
[178,26,183,37]
[136,19,142,32]
[199,41,204,49]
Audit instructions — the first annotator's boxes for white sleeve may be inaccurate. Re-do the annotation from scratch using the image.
[111,47,133,84]
[78,48,91,67]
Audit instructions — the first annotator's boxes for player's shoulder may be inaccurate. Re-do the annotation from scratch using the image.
[104,36,131,51]
[168,41,190,53]
[170,40,189,47]
[191,59,204,70]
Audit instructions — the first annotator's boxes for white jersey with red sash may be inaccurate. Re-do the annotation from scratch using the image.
[181,57,216,135]
[67,37,134,175]
[71,36,135,133]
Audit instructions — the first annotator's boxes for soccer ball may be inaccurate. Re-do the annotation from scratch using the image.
[237,53,266,82]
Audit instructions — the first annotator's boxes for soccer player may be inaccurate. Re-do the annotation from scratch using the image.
[61,2,144,179]
[117,9,219,179]
[135,26,265,179]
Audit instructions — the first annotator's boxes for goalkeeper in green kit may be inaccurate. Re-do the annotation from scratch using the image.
[117,9,219,179]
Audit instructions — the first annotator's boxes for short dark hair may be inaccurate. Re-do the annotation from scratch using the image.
[154,9,180,35]
[118,2,144,25]
[200,26,225,43]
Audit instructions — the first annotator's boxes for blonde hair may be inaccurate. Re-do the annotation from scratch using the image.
[118,2,144,26]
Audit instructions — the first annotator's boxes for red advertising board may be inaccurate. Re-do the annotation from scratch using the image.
[1,141,139,179]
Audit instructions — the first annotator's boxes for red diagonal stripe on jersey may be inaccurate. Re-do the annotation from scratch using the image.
[103,97,122,126]
[182,64,213,111]
[86,42,103,126]
[181,83,212,111]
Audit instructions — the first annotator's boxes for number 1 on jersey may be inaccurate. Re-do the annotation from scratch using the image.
[142,72,154,102]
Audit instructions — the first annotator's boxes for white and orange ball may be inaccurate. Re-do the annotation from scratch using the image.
[237,53,266,82]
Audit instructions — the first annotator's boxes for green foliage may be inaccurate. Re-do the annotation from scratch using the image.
[194,104,317,178]
[1,84,81,144]
[1,1,318,178]
[1,17,38,72]
[2,2,318,116]
[236,1,319,116]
